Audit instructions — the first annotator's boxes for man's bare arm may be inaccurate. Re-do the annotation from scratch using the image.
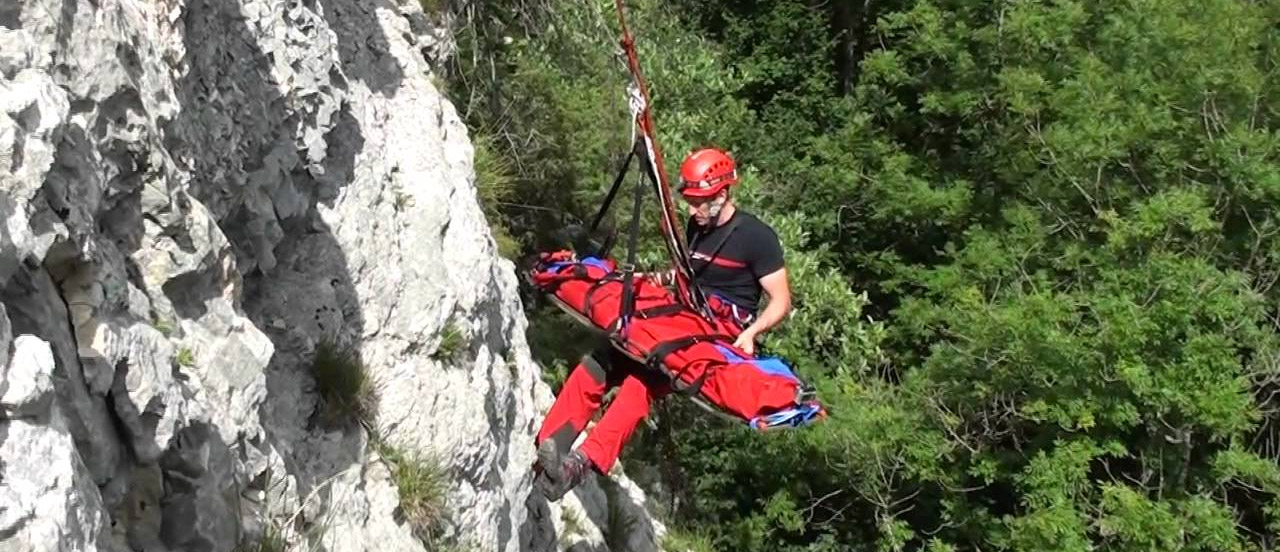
[733,267,791,354]
[751,268,792,334]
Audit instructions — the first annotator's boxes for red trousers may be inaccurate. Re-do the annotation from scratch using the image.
[536,296,754,474]
[535,346,669,474]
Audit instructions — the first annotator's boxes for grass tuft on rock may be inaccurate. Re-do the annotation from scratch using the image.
[310,340,377,427]
[377,440,450,544]
[235,524,285,552]
[432,322,468,363]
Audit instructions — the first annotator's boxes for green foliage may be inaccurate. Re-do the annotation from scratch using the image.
[432,322,467,363]
[176,348,195,368]
[418,0,444,15]
[234,525,285,552]
[472,133,520,259]
[760,213,887,378]
[661,525,716,552]
[453,0,1280,549]
[310,341,377,427]
[1213,447,1280,493]
[525,301,601,389]
[153,317,175,337]
[378,441,450,544]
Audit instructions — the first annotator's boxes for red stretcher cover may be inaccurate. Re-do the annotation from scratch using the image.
[528,251,824,430]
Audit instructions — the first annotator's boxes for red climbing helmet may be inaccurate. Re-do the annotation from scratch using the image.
[678,147,739,198]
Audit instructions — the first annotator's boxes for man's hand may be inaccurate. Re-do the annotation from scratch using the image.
[732,329,757,356]
[730,268,791,356]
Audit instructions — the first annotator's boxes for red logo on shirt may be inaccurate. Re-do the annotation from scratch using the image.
[691,251,746,269]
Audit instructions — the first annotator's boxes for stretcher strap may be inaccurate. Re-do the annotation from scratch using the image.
[618,164,646,336]
[584,275,624,325]
[583,146,638,260]
[633,304,688,320]
[533,270,581,294]
[644,334,733,396]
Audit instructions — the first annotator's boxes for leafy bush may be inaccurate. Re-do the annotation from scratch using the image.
[418,0,444,14]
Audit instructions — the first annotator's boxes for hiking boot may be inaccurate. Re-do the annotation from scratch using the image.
[533,439,564,497]
[537,446,594,502]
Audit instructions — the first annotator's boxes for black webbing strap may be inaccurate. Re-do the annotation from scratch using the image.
[587,147,638,259]
[633,304,687,320]
[589,148,637,236]
[616,165,646,334]
[688,215,743,278]
[583,273,624,323]
[645,333,733,366]
[644,333,733,396]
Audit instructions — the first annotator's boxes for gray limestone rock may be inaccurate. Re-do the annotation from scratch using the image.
[0,335,115,552]
[1,335,55,417]
[0,305,9,371]
[0,0,667,548]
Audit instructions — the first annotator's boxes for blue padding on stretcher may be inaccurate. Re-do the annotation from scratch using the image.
[749,402,824,430]
[713,344,799,381]
[546,256,614,274]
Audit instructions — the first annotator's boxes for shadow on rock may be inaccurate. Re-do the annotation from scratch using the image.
[521,489,562,552]
[317,0,406,97]
[155,421,241,550]
[0,1,20,30]
[171,0,376,544]
[0,264,124,486]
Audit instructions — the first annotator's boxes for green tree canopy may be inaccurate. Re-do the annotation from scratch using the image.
[448,0,1280,548]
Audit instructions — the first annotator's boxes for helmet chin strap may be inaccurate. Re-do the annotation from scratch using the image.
[707,195,727,223]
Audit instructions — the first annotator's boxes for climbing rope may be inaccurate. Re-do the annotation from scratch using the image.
[612,0,714,320]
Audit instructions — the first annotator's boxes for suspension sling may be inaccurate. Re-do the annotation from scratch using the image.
[583,147,635,259]
[617,144,646,335]
[612,0,713,321]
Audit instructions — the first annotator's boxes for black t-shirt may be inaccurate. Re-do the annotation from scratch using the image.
[685,210,785,311]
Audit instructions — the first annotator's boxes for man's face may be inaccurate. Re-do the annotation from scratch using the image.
[683,192,721,227]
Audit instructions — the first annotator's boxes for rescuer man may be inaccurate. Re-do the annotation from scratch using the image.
[533,146,792,500]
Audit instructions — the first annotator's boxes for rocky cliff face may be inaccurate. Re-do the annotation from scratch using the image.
[0,0,663,550]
